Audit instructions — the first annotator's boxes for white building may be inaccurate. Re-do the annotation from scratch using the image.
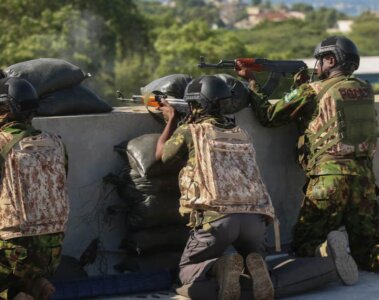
[327,20,354,34]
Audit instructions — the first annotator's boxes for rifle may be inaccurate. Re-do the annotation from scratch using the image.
[198,56,307,74]
[198,56,308,95]
[116,90,188,114]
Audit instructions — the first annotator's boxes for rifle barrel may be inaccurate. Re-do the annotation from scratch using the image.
[198,57,235,68]
[116,95,143,102]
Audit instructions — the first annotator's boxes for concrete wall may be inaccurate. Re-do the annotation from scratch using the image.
[32,104,379,275]
[33,107,165,275]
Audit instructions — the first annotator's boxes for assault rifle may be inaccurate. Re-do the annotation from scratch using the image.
[198,56,307,74]
[116,91,188,114]
[198,56,308,95]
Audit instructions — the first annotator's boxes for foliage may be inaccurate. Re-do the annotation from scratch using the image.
[153,21,247,78]
[291,3,314,13]
[306,7,347,28]
[0,0,149,99]
[235,19,328,59]
[172,0,221,26]
[348,12,379,56]
[138,0,222,28]
[114,54,158,102]
[0,0,378,105]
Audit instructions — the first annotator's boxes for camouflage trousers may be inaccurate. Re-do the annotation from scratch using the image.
[291,173,379,272]
[0,233,64,299]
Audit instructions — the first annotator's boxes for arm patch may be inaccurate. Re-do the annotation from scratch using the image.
[284,88,299,103]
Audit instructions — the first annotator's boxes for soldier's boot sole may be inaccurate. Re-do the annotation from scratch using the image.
[327,231,359,286]
[246,253,274,300]
[213,253,244,300]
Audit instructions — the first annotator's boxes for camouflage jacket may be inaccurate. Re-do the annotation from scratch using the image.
[249,75,376,176]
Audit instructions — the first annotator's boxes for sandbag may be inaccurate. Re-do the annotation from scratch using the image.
[140,74,192,98]
[114,134,182,177]
[114,251,182,273]
[117,169,180,202]
[128,194,187,230]
[104,170,180,203]
[37,84,112,116]
[214,73,250,115]
[5,58,89,96]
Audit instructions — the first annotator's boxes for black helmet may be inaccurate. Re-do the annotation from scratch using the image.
[0,77,39,120]
[313,36,360,71]
[184,75,232,114]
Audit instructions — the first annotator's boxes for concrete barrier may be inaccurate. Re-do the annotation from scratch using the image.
[32,103,379,275]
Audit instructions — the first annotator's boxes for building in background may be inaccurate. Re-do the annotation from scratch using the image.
[234,6,305,29]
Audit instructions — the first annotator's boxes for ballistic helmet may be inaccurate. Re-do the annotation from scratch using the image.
[313,36,360,72]
[184,75,232,114]
[0,77,39,120]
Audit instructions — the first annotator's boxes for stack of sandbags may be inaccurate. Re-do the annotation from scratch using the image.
[140,73,250,116]
[139,73,192,118]
[5,58,112,116]
[111,133,189,273]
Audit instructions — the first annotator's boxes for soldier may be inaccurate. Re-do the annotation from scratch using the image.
[0,77,70,300]
[155,75,275,300]
[237,35,379,272]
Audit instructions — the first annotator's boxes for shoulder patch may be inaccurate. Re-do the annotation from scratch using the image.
[284,88,298,103]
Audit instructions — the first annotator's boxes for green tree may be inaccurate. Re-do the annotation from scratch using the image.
[291,3,314,13]
[235,19,327,59]
[114,54,158,102]
[0,0,149,99]
[153,21,247,78]
[349,12,379,56]
[172,0,222,27]
[306,7,347,29]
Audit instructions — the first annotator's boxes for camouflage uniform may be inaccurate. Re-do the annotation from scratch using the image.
[162,111,269,284]
[0,233,64,298]
[0,123,68,299]
[249,76,379,271]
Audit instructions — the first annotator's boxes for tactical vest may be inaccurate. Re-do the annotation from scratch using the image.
[0,131,69,240]
[178,123,275,220]
[307,77,378,167]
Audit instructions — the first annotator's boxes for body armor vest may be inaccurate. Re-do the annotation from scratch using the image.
[307,77,378,167]
[178,123,275,220]
[0,131,69,240]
